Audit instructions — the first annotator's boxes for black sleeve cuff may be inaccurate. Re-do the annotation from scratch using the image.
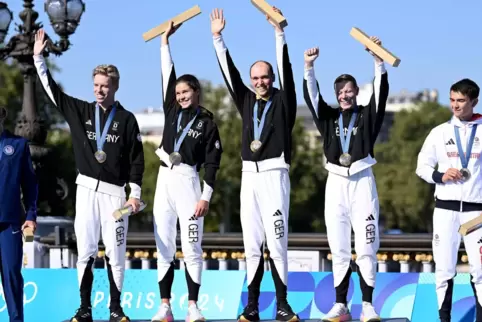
[432,171,444,184]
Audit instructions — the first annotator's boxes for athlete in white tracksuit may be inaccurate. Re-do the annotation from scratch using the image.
[416,78,482,322]
[150,22,223,322]
[302,40,389,322]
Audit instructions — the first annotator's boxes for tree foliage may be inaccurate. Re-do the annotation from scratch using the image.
[373,102,452,233]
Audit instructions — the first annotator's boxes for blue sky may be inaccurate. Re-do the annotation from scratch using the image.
[6,0,482,112]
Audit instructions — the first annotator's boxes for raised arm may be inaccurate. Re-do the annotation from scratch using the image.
[33,29,87,123]
[302,47,335,134]
[270,7,297,126]
[211,8,251,115]
[365,37,389,139]
[126,114,145,200]
[20,140,38,223]
[160,21,181,113]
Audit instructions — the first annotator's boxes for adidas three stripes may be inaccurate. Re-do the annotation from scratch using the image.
[153,164,204,301]
[325,167,380,291]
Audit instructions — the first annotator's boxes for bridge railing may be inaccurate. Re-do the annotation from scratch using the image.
[24,230,470,273]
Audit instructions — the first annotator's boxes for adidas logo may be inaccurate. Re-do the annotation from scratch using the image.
[366,214,375,221]
[273,209,282,217]
[85,119,92,125]
[446,138,455,145]
[277,310,289,316]
[478,238,482,244]
[189,214,197,221]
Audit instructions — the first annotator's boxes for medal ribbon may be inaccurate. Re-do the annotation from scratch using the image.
[454,124,477,169]
[174,108,200,152]
[338,109,358,154]
[253,99,273,141]
[95,104,117,152]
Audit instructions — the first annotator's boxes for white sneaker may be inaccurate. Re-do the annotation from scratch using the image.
[186,303,205,322]
[151,303,174,322]
[321,302,352,321]
[360,302,381,322]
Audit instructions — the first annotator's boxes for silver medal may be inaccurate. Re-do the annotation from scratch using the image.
[169,152,182,166]
[460,168,471,180]
[94,150,107,164]
[250,140,262,152]
[339,153,352,167]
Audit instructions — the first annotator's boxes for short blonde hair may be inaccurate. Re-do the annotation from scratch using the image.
[92,64,120,87]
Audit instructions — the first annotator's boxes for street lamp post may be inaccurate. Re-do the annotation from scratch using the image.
[0,0,85,215]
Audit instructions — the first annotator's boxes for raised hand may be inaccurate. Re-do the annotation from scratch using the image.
[365,36,383,63]
[161,21,182,45]
[34,29,48,56]
[266,6,283,32]
[210,8,225,36]
[304,47,319,67]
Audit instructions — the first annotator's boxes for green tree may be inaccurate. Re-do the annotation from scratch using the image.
[0,60,23,130]
[373,102,452,233]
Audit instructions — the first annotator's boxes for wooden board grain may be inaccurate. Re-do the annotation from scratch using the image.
[142,5,202,42]
[350,27,401,67]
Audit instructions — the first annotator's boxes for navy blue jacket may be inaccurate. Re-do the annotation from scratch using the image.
[0,130,38,223]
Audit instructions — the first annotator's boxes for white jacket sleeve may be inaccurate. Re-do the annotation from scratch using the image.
[416,129,444,184]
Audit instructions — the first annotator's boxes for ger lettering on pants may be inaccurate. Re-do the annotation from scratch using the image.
[75,185,128,308]
[241,168,290,302]
[325,168,380,303]
[153,163,204,301]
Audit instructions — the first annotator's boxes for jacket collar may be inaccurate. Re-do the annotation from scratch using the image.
[449,113,482,127]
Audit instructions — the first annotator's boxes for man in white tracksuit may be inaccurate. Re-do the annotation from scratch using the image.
[416,78,482,322]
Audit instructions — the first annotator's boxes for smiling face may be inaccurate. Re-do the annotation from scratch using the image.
[450,91,478,120]
[250,61,274,98]
[92,64,119,107]
[449,79,480,121]
[335,81,359,110]
[334,74,359,110]
[175,82,199,109]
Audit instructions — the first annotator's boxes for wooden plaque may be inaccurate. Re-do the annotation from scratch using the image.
[142,5,202,42]
[350,27,401,67]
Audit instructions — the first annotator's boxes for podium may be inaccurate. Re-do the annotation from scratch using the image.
[62,318,410,322]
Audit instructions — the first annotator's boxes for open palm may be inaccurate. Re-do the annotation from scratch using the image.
[34,29,48,55]
[210,8,225,35]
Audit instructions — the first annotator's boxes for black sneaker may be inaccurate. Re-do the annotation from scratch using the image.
[70,306,93,322]
[237,302,260,321]
[276,302,299,321]
[109,307,130,322]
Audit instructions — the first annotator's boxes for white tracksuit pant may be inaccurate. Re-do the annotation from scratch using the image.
[325,167,380,289]
[75,184,128,307]
[241,166,290,301]
[153,163,204,297]
[432,208,482,312]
